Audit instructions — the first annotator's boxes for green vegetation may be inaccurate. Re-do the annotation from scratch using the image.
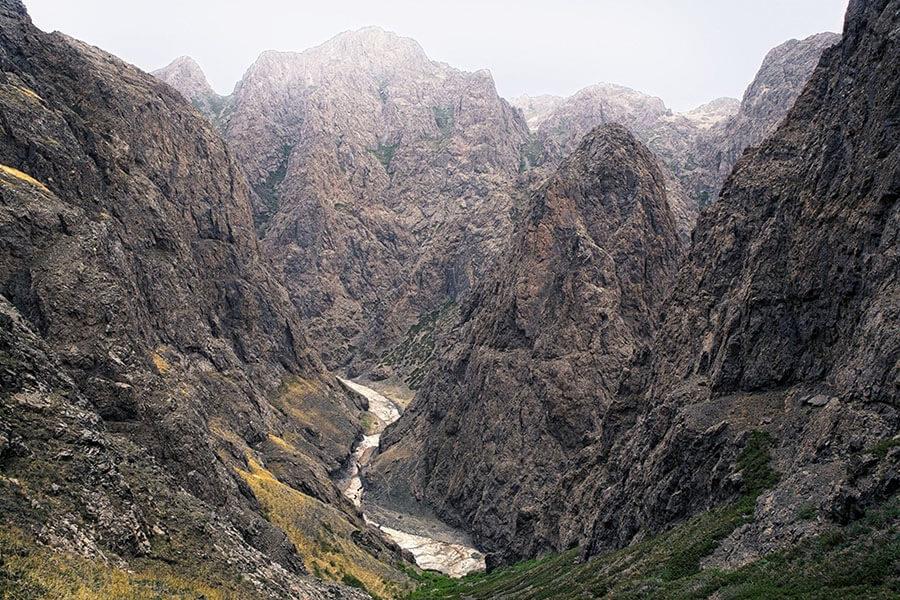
[433,107,455,136]
[797,503,818,521]
[406,434,896,598]
[519,137,546,171]
[698,189,712,209]
[371,141,399,170]
[872,436,900,459]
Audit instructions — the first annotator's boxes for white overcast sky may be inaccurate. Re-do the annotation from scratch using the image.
[26,0,849,111]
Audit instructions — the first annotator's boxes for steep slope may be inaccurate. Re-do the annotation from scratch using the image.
[693,32,841,205]
[557,0,898,566]
[682,96,740,130]
[510,93,564,129]
[516,34,837,238]
[370,125,682,562]
[217,28,531,371]
[153,55,229,120]
[514,83,713,241]
[0,2,409,597]
[377,0,896,573]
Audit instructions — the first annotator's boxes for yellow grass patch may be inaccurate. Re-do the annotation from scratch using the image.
[0,528,243,599]
[0,164,50,193]
[151,349,172,374]
[236,457,411,599]
[272,376,348,441]
[13,84,42,102]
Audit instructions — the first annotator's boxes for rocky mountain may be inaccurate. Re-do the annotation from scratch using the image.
[0,2,411,597]
[512,33,837,238]
[693,31,841,206]
[510,93,563,129]
[201,27,531,373]
[370,124,682,561]
[563,3,897,561]
[682,96,740,130]
[513,83,715,240]
[377,0,898,574]
[152,55,228,120]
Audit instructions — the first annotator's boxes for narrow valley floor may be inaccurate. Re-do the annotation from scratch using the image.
[335,378,486,578]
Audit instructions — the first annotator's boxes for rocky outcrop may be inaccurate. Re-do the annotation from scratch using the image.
[510,94,563,129]
[374,0,897,570]
[152,55,229,121]
[0,2,406,596]
[682,96,740,130]
[693,32,841,205]
[513,34,837,239]
[512,83,712,241]
[370,125,682,561]
[548,0,897,565]
[212,27,531,372]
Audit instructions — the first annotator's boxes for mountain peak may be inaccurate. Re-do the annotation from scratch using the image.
[153,56,220,111]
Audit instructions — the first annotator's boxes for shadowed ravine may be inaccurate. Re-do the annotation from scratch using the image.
[336,378,486,578]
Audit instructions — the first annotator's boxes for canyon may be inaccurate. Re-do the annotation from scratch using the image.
[0,0,896,598]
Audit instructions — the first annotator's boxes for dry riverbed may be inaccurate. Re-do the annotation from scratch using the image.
[336,377,486,578]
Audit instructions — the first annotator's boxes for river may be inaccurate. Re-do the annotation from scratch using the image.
[336,377,486,578]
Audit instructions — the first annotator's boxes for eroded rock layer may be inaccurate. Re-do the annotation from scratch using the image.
[377,0,897,569]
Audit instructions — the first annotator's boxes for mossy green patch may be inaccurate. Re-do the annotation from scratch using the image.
[371,142,399,170]
[406,431,900,600]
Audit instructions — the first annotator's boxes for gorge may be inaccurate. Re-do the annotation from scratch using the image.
[1,0,897,598]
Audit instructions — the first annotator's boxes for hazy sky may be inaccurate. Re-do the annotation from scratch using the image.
[26,0,849,111]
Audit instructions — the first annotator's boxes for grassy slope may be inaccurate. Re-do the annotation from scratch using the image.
[407,433,900,599]
[237,457,413,599]
[0,529,253,600]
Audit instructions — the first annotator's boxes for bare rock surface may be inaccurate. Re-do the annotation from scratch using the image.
[692,32,841,205]
[370,124,682,561]
[374,0,896,570]
[152,55,228,119]
[554,0,897,565]
[218,27,531,372]
[511,34,837,240]
[0,1,404,596]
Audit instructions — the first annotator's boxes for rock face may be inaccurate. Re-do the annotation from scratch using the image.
[510,93,564,129]
[562,2,897,563]
[376,0,897,569]
[152,55,228,120]
[693,32,841,205]
[370,125,682,561]
[0,2,405,596]
[215,27,530,371]
[682,97,741,130]
[512,33,837,239]
[513,83,715,241]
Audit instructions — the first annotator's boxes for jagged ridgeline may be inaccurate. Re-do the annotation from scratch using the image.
[156,28,533,375]
[0,1,413,598]
[380,0,898,596]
